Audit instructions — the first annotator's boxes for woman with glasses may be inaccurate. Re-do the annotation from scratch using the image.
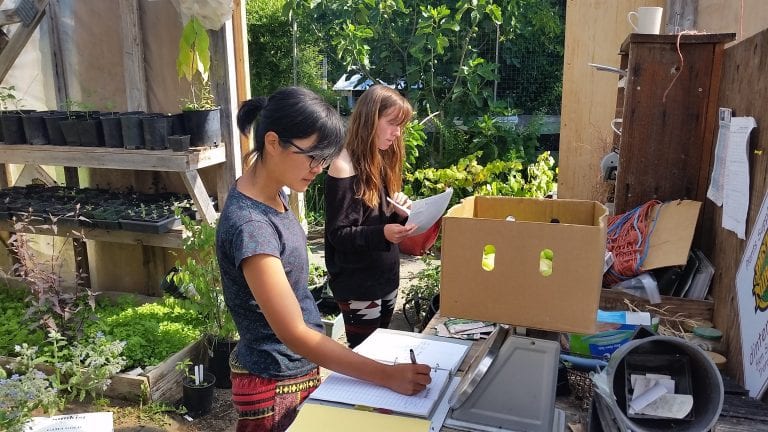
[217,87,431,432]
[324,85,417,349]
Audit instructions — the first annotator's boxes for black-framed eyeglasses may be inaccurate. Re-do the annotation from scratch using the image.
[281,139,330,169]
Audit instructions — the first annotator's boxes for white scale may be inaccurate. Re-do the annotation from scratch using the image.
[442,325,566,432]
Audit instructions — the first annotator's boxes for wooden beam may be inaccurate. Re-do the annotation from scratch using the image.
[231,0,251,163]
[0,8,21,26]
[118,0,147,111]
[0,144,226,171]
[179,169,217,225]
[0,0,49,83]
[0,220,184,248]
[210,15,242,209]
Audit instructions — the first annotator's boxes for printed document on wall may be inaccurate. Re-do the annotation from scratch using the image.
[706,108,731,206]
[722,116,757,239]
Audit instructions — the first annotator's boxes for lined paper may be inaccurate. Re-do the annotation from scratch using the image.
[309,368,451,417]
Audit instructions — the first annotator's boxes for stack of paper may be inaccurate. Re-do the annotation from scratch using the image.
[628,373,693,419]
[435,318,497,340]
[307,329,470,418]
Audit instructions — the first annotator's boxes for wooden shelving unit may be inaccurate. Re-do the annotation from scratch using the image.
[0,144,225,225]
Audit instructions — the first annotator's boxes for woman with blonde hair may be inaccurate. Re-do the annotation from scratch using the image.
[324,85,417,348]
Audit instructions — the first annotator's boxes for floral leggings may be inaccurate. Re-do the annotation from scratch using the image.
[337,289,398,348]
[230,363,320,432]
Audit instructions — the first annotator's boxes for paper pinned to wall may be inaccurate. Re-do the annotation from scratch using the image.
[721,116,757,239]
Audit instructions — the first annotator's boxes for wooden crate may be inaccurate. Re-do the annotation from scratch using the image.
[0,337,206,403]
[600,288,714,328]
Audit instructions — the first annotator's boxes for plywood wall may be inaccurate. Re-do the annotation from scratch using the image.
[559,0,665,201]
[559,0,767,201]
[702,26,768,385]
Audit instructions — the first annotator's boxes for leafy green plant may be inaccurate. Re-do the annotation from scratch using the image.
[0,85,22,112]
[4,215,95,340]
[0,287,45,357]
[0,368,60,432]
[401,257,441,332]
[177,16,216,111]
[171,216,237,341]
[91,299,203,369]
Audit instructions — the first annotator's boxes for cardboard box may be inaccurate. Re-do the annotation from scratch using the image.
[440,196,608,334]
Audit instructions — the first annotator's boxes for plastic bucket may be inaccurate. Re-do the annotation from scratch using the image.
[600,335,723,432]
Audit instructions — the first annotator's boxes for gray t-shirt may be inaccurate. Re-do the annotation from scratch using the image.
[216,185,323,378]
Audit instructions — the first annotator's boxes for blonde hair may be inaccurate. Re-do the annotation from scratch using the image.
[345,85,413,208]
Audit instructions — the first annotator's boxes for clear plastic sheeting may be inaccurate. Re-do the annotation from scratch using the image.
[166,0,233,29]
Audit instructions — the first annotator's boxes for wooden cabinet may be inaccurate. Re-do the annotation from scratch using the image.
[612,33,734,214]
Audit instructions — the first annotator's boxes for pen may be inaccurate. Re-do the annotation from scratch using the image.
[410,348,417,364]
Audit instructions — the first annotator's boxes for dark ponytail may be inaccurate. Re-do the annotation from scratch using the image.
[238,87,344,167]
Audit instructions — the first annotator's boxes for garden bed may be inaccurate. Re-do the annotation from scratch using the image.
[0,283,208,403]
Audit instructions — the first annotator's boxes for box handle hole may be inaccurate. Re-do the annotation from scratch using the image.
[540,248,553,276]
[481,244,495,271]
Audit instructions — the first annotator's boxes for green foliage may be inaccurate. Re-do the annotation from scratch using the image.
[246,0,338,99]
[406,151,555,202]
[3,216,96,341]
[401,256,441,331]
[177,16,216,110]
[0,85,22,111]
[12,329,126,405]
[0,368,60,432]
[171,216,238,341]
[0,288,45,357]
[92,299,203,369]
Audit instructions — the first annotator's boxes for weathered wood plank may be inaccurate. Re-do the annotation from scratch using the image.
[118,0,147,112]
[0,144,226,171]
[146,338,206,402]
[0,0,49,82]
[599,288,714,325]
[704,27,768,385]
[0,219,183,248]
[179,170,217,224]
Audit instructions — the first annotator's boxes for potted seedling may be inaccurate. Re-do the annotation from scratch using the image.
[176,15,221,147]
[171,215,238,389]
[176,358,216,417]
[0,85,31,144]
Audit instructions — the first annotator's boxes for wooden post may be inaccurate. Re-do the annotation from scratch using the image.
[118,0,147,111]
[231,0,251,163]
[665,0,697,34]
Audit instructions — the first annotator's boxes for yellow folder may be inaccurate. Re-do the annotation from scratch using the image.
[289,403,431,432]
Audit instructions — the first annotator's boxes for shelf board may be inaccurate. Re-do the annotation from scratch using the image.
[0,144,225,171]
[0,219,183,248]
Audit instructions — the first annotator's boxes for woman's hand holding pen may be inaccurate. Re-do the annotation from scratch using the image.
[385,362,432,395]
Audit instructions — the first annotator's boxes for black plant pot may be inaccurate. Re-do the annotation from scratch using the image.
[100,115,123,148]
[168,134,190,152]
[1,113,27,144]
[209,338,237,389]
[170,113,186,136]
[121,114,144,149]
[183,107,221,147]
[142,115,169,150]
[43,112,68,146]
[182,372,216,417]
[59,119,82,146]
[22,112,50,145]
[78,118,104,147]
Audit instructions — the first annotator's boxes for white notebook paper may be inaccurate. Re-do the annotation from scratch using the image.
[308,329,470,418]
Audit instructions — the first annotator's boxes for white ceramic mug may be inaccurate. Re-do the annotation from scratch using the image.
[627,7,663,34]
